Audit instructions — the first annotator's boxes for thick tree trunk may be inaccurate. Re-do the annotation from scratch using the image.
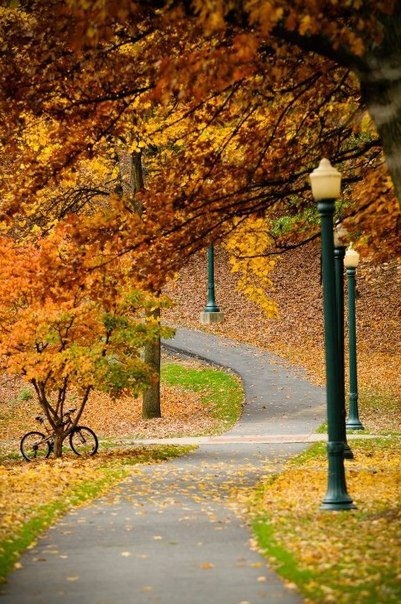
[142,308,162,419]
[274,7,401,206]
[361,76,401,202]
[358,10,401,203]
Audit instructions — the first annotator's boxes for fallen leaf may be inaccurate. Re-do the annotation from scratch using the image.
[200,562,214,569]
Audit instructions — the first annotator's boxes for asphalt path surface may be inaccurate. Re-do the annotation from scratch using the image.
[0,328,326,604]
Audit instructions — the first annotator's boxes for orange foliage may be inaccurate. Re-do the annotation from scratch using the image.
[0,217,171,453]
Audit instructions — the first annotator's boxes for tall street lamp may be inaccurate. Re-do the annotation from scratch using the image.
[344,245,364,430]
[334,225,354,459]
[200,244,224,324]
[310,158,355,511]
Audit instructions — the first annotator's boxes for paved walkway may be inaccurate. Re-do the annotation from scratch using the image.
[0,328,326,604]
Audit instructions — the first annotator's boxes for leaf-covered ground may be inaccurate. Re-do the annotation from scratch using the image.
[164,243,401,433]
[0,357,242,581]
[246,438,401,604]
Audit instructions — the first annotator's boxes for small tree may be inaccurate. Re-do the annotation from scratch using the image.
[0,223,170,457]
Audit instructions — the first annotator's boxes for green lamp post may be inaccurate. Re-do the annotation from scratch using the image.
[204,244,220,312]
[200,244,224,324]
[344,245,364,430]
[334,225,354,459]
[310,158,355,511]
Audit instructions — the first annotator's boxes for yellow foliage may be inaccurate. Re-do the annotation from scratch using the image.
[224,217,277,318]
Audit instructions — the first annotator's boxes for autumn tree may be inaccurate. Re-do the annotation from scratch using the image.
[0,215,171,456]
[0,2,399,456]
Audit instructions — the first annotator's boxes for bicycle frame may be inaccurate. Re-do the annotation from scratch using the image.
[36,409,74,435]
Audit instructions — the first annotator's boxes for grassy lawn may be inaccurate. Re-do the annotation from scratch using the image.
[0,359,243,583]
[161,361,243,430]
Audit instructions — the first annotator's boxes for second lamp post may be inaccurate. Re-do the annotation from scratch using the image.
[334,225,354,459]
[344,246,364,430]
[199,244,224,324]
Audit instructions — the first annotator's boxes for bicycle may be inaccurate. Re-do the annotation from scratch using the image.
[20,408,98,461]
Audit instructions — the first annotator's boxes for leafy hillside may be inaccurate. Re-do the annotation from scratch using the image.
[164,243,401,432]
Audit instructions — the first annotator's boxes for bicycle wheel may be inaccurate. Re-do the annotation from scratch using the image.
[69,426,98,457]
[20,431,51,461]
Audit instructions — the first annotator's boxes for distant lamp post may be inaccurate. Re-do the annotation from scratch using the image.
[310,158,355,511]
[333,224,354,459]
[200,244,224,324]
[344,245,364,430]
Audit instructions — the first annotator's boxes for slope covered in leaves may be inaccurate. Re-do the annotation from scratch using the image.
[164,243,401,432]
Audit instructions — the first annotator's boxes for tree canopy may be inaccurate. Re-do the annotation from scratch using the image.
[0,1,400,270]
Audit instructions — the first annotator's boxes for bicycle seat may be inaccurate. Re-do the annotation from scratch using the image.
[65,408,77,415]
[35,415,45,423]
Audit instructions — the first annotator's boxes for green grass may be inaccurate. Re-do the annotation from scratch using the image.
[17,387,34,402]
[161,361,243,429]
[252,517,317,590]
[287,441,326,466]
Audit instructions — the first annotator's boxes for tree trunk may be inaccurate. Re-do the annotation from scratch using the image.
[274,7,401,206]
[361,74,401,202]
[53,430,64,458]
[358,10,401,203]
[116,144,162,418]
[142,307,162,419]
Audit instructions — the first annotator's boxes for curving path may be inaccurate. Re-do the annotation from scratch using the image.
[0,329,326,604]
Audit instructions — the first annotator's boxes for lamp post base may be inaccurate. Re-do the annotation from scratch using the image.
[320,441,356,511]
[200,311,224,324]
[320,499,356,511]
[343,443,354,459]
[346,393,364,430]
[346,418,364,430]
